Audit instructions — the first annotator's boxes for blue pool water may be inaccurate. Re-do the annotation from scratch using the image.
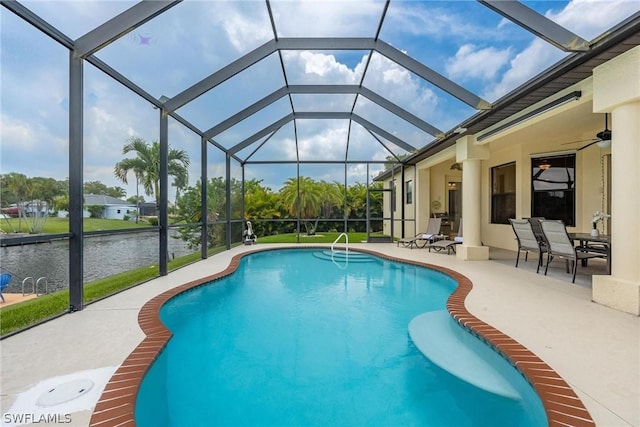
[136,249,546,426]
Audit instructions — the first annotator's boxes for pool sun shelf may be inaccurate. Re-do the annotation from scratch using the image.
[408,310,521,400]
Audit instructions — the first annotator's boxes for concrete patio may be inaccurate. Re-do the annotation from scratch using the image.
[1,243,638,426]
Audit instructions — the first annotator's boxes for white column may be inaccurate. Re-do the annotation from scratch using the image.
[592,45,640,315]
[455,135,489,260]
[462,159,482,246]
[415,167,431,235]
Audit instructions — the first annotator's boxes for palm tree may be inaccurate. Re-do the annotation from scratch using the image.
[279,176,323,235]
[114,137,190,212]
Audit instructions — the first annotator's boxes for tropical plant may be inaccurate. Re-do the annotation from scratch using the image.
[173,177,237,249]
[113,137,190,211]
[243,179,283,237]
[1,173,64,233]
[83,181,126,198]
[344,181,383,232]
[279,176,324,235]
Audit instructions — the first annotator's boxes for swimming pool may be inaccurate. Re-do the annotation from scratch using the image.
[134,248,547,426]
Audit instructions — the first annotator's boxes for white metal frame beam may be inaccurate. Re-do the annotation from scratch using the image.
[228,112,417,155]
[74,1,182,58]
[478,0,590,52]
[166,38,491,113]
[204,85,443,139]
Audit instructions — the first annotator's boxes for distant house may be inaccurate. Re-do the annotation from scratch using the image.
[138,202,157,217]
[2,201,53,217]
[84,194,137,220]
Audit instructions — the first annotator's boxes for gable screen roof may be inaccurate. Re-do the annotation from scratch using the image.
[2,1,639,189]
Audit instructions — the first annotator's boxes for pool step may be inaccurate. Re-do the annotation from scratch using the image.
[312,250,376,263]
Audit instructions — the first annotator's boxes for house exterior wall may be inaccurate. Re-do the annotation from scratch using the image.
[103,205,137,220]
[480,119,610,250]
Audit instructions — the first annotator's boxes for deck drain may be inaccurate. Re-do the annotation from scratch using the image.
[36,379,94,407]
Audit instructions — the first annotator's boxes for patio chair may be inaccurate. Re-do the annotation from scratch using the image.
[427,220,463,254]
[527,217,546,246]
[0,273,12,303]
[509,219,547,273]
[397,217,442,249]
[540,220,601,283]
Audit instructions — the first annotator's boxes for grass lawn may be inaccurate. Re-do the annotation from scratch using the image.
[0,217,151,234]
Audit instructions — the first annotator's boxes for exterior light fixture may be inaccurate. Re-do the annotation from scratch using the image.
[450,163,463,171]
[538,161,551,170]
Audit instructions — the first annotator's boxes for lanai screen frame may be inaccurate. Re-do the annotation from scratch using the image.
[1,0,601,312]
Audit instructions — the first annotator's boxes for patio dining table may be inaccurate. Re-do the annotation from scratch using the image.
[569,232,611,274]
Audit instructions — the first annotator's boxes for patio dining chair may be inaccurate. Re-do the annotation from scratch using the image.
[509,219,547,273]
[540,220,601,283]
[397,217,442,249]
[527,217,546,246]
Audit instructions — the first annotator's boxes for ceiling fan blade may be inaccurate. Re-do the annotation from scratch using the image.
[576,140,601,151]
[561,138,597,146]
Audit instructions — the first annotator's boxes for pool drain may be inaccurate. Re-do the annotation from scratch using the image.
[36,379,94,407]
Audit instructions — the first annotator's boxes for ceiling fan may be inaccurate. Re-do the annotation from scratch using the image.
[562,113,612,151]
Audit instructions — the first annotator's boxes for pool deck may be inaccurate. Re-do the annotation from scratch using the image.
[1,243,638,426]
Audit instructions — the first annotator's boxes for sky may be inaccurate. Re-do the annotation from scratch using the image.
[1,0,638,201]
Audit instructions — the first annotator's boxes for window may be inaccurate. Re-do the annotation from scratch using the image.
[405,180,413,205]
[531,154,575,226]
[491,162,516,224]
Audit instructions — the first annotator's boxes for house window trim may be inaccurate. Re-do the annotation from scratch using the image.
[405,180,413,205]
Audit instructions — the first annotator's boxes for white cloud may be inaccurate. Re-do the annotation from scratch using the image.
[205,2,273,53]
[282,51,361,84]
[297,124,349,161]
[446,44,513,82]
[482,0,640,101]
[384,3,501,41]
[361,53,439,122]
[483,38,563,101]
[270,1,384,37]
[0,115,38,151]
[546,0,640,39]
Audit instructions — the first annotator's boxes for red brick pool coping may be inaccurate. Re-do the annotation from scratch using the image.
[89,247,595,426]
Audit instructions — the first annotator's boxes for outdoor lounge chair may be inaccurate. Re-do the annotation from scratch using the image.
[541,219,601,283]
[397,217,442,249]
[428,220,463,254]
[509,218,547,273]
[0,273,12,303]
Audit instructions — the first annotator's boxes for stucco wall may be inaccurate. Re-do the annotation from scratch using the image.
[482,132,610,251]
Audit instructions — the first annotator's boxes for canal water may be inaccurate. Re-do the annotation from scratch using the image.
[0,231,195,294]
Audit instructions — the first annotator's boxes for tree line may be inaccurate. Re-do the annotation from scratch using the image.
[172,176,383,249]
[1,138,383,241]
